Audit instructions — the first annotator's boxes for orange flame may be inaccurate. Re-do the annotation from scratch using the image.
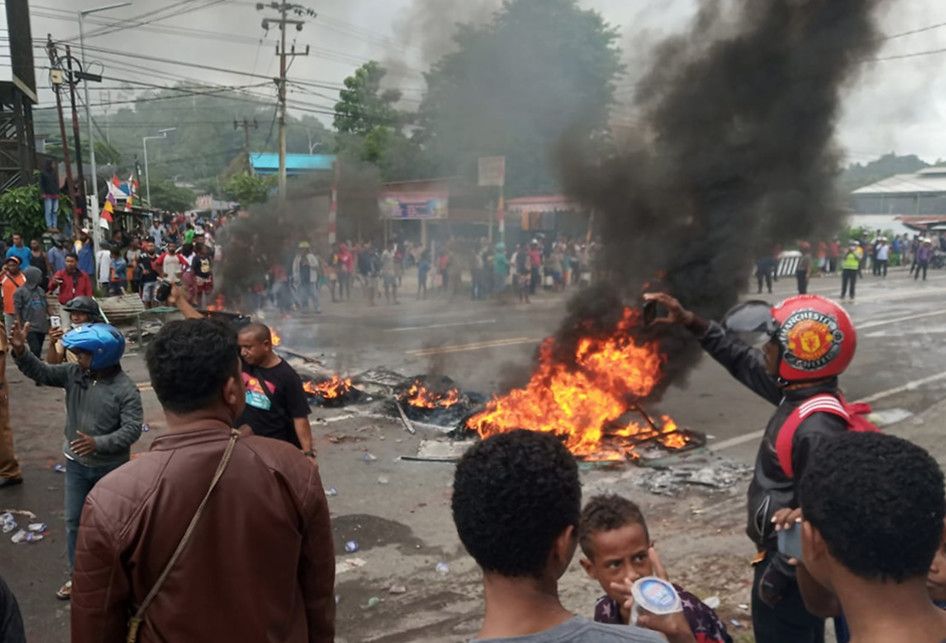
[402,380,461,409]
[466,308,686,460]
[270,328,282,347]
[206,294,226,312]
[304,375,353,400]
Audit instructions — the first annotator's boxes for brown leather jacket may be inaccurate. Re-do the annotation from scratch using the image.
[71,421,335,643]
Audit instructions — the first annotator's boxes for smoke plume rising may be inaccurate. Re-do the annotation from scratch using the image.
[557,0,888,393]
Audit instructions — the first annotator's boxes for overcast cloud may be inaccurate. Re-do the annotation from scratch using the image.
[11,0,946,165]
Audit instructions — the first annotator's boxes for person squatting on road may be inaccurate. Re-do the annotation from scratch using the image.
[645,291,862,643]
[10,321,142,601]
[70,318,335,643]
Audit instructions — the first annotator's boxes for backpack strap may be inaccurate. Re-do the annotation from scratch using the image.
[776,394,850,479]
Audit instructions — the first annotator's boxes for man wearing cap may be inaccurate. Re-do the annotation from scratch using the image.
[47,297,102,365]
[916,238,934,281]
[291,241,321,313]
[1,257,25,332]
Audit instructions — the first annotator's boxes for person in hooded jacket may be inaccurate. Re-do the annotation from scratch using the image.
[644,292,858,643]
[13,266,50,357]
[10,321,142,600]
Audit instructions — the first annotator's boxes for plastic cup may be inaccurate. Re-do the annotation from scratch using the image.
[630,576,682,624]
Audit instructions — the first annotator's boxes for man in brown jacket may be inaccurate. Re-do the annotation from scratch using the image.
[70,318,335,642]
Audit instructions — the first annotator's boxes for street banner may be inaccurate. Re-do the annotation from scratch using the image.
[478,156,506,187]
[378,191,448,220]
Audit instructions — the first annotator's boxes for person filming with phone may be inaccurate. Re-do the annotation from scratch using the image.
[643,292,873,643]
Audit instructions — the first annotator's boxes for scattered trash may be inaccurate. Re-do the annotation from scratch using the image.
[362,452,378,463]
[738,603,749,611]
[53,464,66,473]
[377,476,390,485]
[334,594,341,605]
[324,487,338,497]
[10,530,26,543]
[0,513,16,534]
[389,584,407,595]
[27,523,47,532]
[635,456,752,497]
[142,423,151,433]
[335,558,367,575]
[345,540,360,553]
[729,619,745,629]
[365,596,381,609]
[435,562,450,574]
[703,596,721,610]
[24,532,43,543]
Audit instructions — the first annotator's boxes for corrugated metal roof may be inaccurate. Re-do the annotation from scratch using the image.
[852,168,946,195]
[249,153,336,174]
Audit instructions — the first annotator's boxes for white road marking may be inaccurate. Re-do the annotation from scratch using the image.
[857,308,946,330]
[709,370,946,452]
[388,319,497,332]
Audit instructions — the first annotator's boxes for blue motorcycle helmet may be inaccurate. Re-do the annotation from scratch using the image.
[61,323,125,370]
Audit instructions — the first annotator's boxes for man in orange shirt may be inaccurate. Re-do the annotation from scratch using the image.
[1,257,26,332]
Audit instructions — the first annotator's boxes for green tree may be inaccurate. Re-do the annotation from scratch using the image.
[222,173,276,206]
[147,180,196,212]
[333,62,429,180]
[417,0,623,196]
[0,182,71,241]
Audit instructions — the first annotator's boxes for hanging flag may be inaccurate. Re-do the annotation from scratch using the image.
[102,198,114,222]
[111,175,120,187]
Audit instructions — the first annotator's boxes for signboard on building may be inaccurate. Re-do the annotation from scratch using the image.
[378,191,449,220]
[478,156,506,187]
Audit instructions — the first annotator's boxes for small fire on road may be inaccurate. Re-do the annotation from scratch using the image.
[464,307,700,461]
[401,378,461,410]
[302,374,354,400]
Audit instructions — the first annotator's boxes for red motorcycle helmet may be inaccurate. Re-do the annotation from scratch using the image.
[722,294,856,382]
[771,295,856,382]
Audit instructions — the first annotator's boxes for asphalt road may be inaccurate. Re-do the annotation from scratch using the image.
[4,265,946,642]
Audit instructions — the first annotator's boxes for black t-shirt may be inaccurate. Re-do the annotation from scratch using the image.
[238,359,310,448]
[138,253,158,283]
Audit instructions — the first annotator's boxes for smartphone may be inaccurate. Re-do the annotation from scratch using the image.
[642,299,665,326]
[49,315,61,329]
[777,523,803,561]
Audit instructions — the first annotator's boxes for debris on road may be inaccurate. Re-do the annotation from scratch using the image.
[335,558,367,575]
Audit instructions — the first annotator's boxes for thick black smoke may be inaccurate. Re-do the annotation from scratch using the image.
[555,0,887,395]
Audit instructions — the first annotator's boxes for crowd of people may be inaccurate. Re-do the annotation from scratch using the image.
[755,230,945,301]
[1,206,946,642]
[0,263,941,642]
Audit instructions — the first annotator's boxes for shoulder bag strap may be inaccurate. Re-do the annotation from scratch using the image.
[126,428,240,643]
[775,394,850,479]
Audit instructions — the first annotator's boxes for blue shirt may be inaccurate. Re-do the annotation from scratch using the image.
[6,245,30,268]
[47,246,66,274]
[77,243,94,277]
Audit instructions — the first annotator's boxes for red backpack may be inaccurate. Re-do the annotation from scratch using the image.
[775,394,879,478]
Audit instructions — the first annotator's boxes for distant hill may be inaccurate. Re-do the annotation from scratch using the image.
[838,153,935,194]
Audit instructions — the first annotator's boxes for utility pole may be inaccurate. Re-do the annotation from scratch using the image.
[234,118,259,171]
[79,2,131,251]
[257,2,315,200]
[64,46,88,223]
[46,36,80,233]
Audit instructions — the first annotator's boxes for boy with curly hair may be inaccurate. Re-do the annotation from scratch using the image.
[579,494,731,643]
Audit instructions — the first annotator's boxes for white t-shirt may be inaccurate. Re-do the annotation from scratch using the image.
[96,250,111,284]
[876,245,889,261]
